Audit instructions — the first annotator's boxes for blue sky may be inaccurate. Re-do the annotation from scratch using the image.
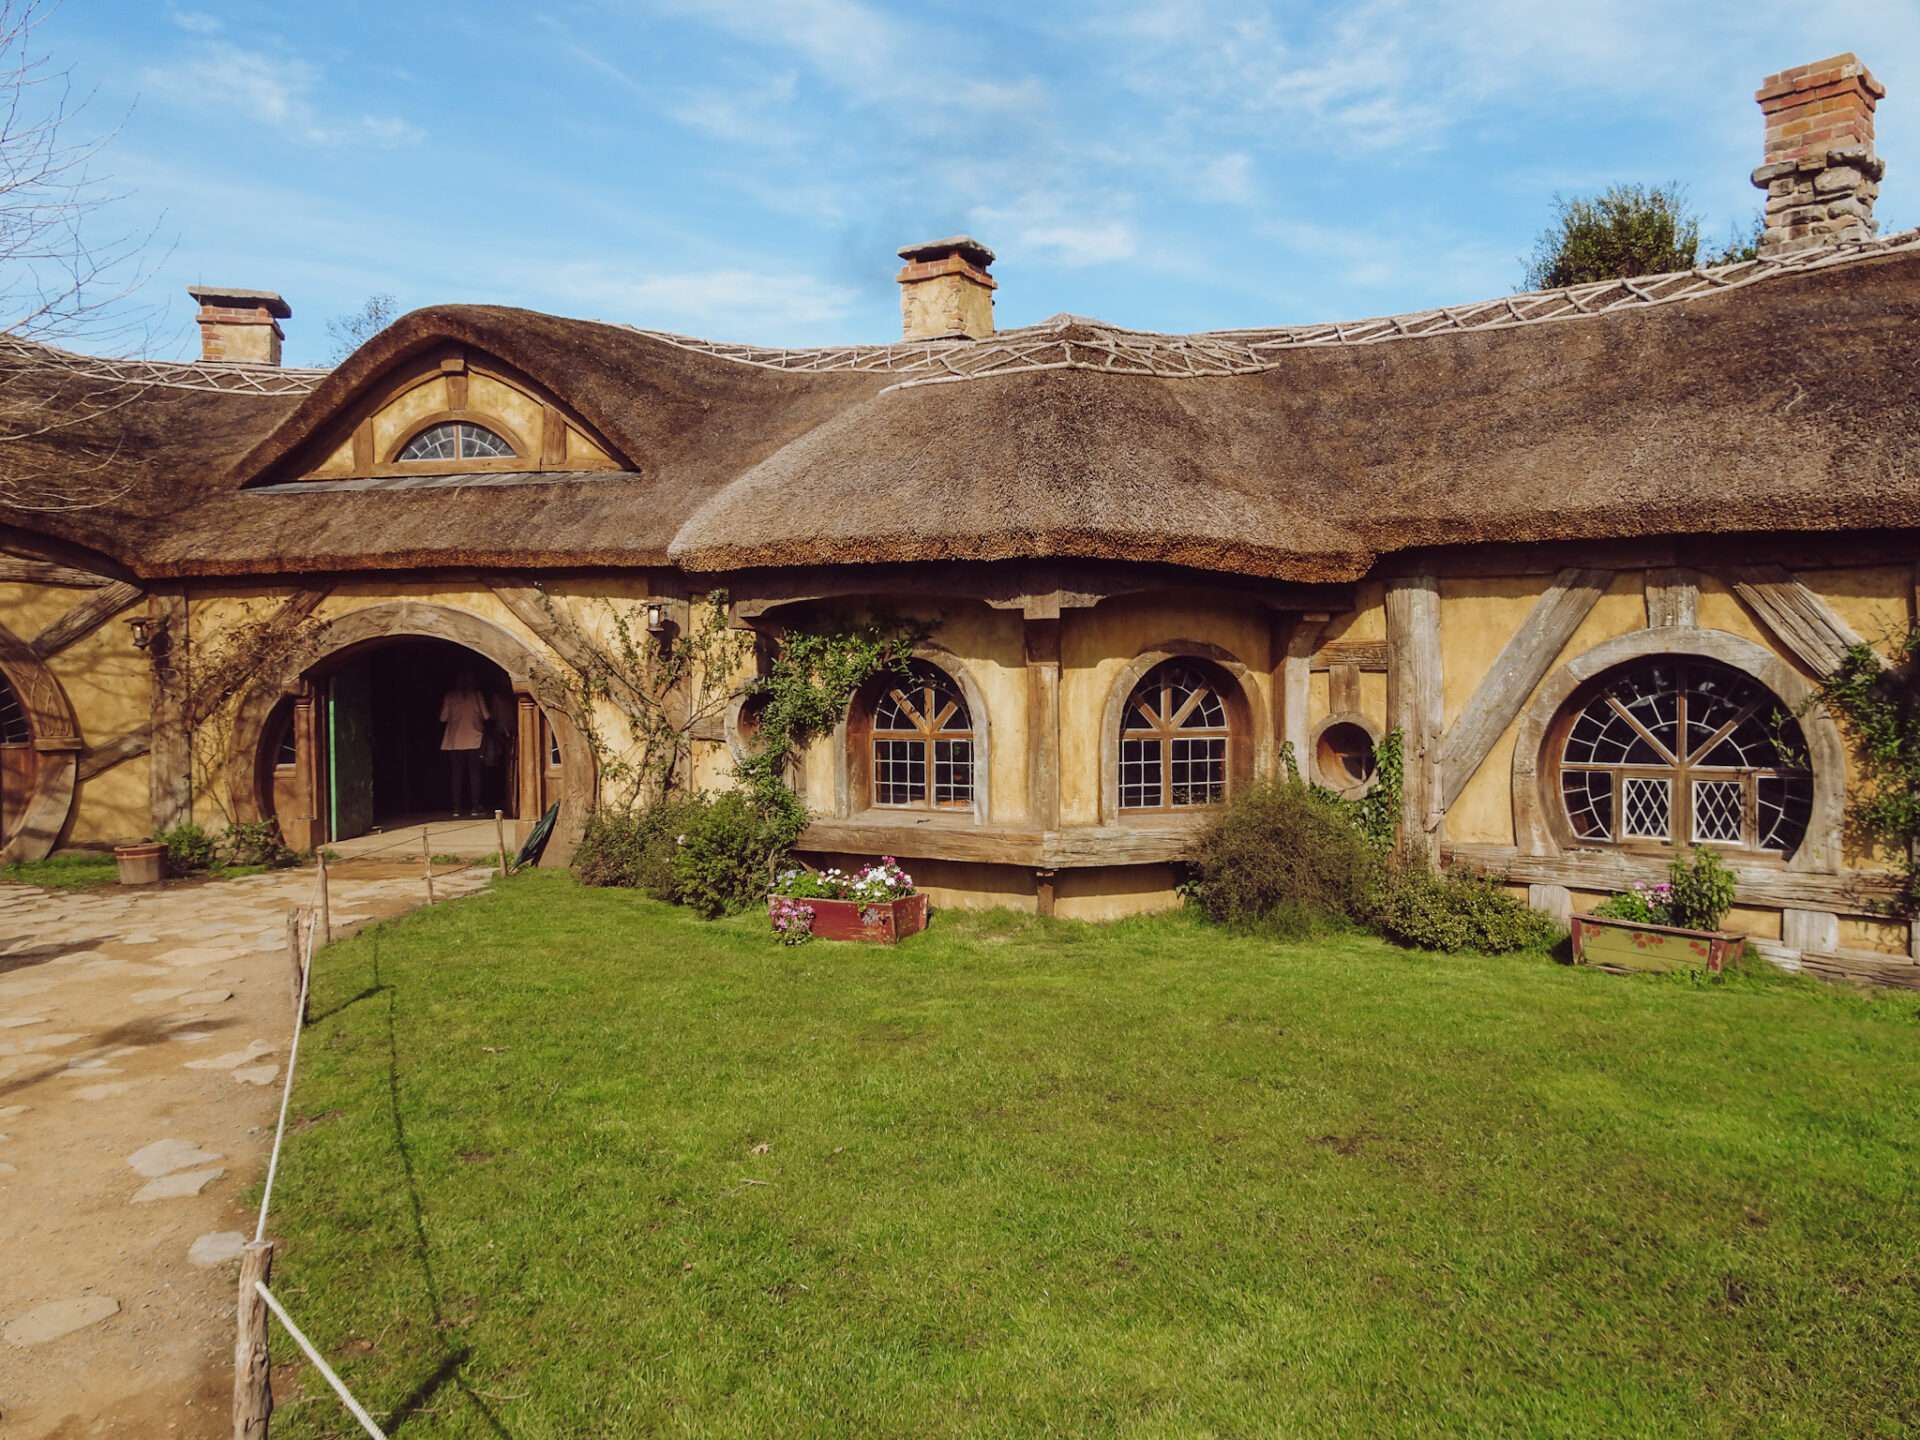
[41,0,1920,365]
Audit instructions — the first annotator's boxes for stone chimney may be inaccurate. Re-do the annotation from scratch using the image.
[186,285,291,364]
[896,236,995,341]
[1751,54,1885,257]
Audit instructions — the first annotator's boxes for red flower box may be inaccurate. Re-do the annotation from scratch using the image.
[770,892,929,944]
[1570,913,1745,975]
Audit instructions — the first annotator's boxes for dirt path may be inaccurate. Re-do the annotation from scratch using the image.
[0,862,491,1438]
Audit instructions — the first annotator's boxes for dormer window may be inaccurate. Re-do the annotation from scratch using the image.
[395,421,517,463]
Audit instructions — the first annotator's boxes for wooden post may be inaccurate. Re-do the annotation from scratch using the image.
[1387,575,1444,870]
[421,825,435,905]
[1034,869,1057,918]
[493,808,510,877]
[284,909,308,1029]
[315,849,331,944]
[232,1239,274,1438]
[1024,615,1061,830]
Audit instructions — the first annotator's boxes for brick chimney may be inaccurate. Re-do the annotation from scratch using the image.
[186,285,291,365]
[896,236,995,341]
[1751,54,1885,257]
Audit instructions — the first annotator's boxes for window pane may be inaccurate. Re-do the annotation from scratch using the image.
[1562,768,1612,841]
[1691,779,1743,843]
[459,423,516,459]
[1757,774,1813,854]
[933,738,973,806]
[1169,736,1226,806]
[1620,776,1671,840]
[873,738,925,806]
[1119,737,1162,809]
[0,672,30,745]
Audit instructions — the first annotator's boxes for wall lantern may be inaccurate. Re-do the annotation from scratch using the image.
[645,602,669,638]
[125,615,156,650]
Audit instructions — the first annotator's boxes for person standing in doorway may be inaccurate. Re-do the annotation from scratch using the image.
[440,668,490,817]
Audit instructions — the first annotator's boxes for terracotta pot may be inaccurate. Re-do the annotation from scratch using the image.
[769,892,929,944]
[114,842,166,887]
[1570,913,1745,975]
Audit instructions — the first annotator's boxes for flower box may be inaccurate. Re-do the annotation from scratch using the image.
[768,892,929,944]
[114,841,166,887]
[1570,913,1745,975]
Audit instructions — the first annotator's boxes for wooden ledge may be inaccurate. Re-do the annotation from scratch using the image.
[798,814,1211,869]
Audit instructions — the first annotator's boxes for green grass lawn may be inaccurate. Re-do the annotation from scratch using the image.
[2,852,122,888]
[269,873,1920,1438]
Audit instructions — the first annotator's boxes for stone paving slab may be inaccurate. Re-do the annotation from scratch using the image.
[0,859,494,1436]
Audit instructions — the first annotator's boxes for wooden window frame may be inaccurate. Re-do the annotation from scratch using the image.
[1546,657,1811,862]
[1116,660,1235,815]
[848,662,977,816]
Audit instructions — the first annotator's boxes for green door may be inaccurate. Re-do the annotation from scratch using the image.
[328,661,375,841]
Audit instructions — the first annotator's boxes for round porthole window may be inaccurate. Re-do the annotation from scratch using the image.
[1312,716,1380,797]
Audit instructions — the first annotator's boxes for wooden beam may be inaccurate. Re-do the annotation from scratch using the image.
[1280,614,1329,779]
[1445,842,1899,918]
[797,817,1211,870]
[1024,617,1061,829]
[1328,662,1361,714]
[77,726,152,782]
[1729,566,1865,676]
[1644,568,1697,629]
[1387,575,1443,862]
[1310,638,1388,672]
[29,581,143,659]
[1436,567,1610,812]
[0,557,113,587]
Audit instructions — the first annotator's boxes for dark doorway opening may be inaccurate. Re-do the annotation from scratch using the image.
[322,639,518,840]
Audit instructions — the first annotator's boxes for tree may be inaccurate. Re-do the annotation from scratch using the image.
[1705,210,1765,267]
[1523,183,1702,290]
[325,293,397,365]
[0,0,161,512]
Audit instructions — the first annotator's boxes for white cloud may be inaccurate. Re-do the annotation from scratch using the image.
[1196,153,1255,204]
[970,197,1139,267]
[142,41,423,149]
[166,7,223,35]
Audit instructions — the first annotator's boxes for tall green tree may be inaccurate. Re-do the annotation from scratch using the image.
[1523,183,1702,289]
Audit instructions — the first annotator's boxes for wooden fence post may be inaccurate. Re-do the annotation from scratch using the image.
[284,909,309,1028]
[493,808,510,877]
[315,850,331,944]
[232,1239,274,1438]
[421,826,435,906]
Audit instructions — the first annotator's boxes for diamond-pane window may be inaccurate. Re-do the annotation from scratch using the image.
[1555,658,1811,856]
[867,662,973,811]
[1117,661,1233,811]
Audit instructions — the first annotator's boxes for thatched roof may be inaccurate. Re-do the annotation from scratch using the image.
[3,234,1919,584]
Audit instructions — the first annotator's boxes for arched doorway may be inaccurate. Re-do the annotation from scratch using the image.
[228,602,594,864]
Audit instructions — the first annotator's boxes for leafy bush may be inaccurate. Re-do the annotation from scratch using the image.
[574,804,676,897]
[1187,780,1385,936]
[1376,867,1562,954]
[221,820,295,869]
[669,791,783,919]
[157,822,217,876]
[1666,847,1737,933]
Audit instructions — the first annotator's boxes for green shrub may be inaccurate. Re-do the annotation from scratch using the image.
[669,791,782,919]
[1187,780,1384,936]
[1376,867,1562,954]
[221,820,295,869]
[1667,847,1737,932]
[573,801,696,899]
[1589,881,1675,925]
[157,822,217,876]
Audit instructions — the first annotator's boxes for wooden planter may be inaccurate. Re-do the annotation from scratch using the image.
[114,842,166,887]
[1570,913,1745,975]
[771,892,929,944]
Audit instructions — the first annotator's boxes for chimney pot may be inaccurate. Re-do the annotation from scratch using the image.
[186,285,291,365]
[895,235,995,341]
[1750,53,1884,257]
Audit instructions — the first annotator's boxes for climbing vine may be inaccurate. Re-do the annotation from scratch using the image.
[1278,728,1405,853]
[735,613,931,852]
[1808,629,1920,917]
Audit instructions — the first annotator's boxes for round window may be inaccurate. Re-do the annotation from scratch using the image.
[1312,718,1379,796]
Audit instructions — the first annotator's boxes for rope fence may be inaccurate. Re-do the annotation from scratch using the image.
[235,825,512,1437]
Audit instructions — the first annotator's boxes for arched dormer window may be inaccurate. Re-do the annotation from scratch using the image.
[394,420,517,463]
[1118,660,1234,811]
[852,661,976,812]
